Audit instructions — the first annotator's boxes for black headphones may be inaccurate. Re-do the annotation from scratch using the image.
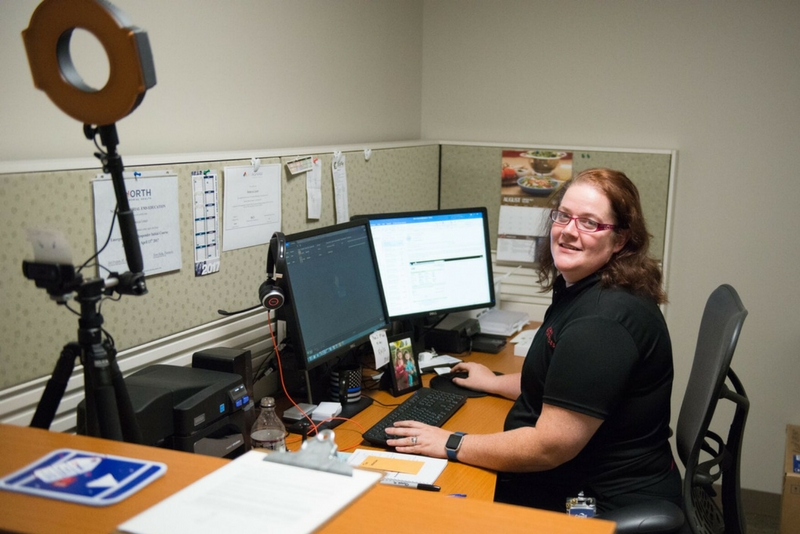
[258,232,285,310]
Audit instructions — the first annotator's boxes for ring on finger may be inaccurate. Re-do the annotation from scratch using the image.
[411,436,417,444]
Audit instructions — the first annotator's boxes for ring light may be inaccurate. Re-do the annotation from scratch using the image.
[22,0,156,125]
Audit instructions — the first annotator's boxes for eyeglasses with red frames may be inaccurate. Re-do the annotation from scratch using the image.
[549,210,617,233]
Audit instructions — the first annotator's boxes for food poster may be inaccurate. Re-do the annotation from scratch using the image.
[497,150,573,265]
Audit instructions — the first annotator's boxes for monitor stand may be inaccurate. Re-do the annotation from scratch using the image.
[400,315,447,353]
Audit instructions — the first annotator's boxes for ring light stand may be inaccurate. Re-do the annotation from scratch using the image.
[21,0,156,442]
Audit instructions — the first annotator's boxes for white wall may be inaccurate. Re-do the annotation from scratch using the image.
[421,0,800,495]
[2,0,797,496]
[0,0,423,161]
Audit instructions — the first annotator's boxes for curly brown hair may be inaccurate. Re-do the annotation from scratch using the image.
[535,168,667,304]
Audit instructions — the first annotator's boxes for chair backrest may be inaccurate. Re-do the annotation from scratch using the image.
[675,284,749,534]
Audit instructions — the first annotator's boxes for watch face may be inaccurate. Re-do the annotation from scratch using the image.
[446,433,463,450]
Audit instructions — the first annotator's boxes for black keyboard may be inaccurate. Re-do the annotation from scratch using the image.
[362,387,467,447]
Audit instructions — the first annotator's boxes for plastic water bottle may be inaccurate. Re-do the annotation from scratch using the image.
[250,397,287,452]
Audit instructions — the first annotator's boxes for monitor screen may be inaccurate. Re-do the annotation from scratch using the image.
[363,207,495,320]
[280,220,390,371]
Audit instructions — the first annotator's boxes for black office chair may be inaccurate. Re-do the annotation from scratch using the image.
[601,284,750,534]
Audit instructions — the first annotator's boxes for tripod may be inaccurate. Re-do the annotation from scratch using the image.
[29,274,142,443]
[26,123,146,443]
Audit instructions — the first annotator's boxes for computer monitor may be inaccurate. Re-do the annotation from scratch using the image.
[361,207,496,321]
[279,220,390,374]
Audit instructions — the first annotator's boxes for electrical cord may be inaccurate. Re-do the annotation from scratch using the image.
[265,311,368,451]
[78,204,117,276]
[253,348,277,383]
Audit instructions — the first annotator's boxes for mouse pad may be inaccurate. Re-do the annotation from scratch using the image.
[428,371,503,398]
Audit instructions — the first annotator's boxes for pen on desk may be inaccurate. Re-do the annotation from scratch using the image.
[380,479,441,492]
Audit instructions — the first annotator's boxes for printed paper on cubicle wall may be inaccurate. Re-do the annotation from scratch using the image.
[222,163,281,251]
[306,157,322,220]
[332,152,349,223]
[497,149,573,265]
[92,171,181,275]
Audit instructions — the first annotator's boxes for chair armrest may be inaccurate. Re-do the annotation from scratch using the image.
[598,500,684,534]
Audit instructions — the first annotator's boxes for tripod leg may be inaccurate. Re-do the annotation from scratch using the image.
[107,348,142,444]
[83,341,125,441]
[30,343,81,429]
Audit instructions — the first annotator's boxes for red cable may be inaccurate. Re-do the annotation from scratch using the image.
[266,311,367,451]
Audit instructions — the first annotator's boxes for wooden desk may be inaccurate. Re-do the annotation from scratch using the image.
[291,338,530,501]
[0,424,613,534]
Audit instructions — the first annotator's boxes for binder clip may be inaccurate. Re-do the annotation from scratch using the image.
[251,157,261,172]
[262,429,352,476]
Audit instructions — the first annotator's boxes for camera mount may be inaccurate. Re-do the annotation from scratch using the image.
[26,267,143,443]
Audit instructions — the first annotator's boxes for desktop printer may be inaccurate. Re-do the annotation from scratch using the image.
[77,364,250,459]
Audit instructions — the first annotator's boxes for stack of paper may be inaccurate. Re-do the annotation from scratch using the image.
[118,451,381,534]
[346,449,447,485]
[478,309,529,336]
[419,354,462,371]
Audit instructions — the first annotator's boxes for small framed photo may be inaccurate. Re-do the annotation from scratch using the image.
[387,333,421,397]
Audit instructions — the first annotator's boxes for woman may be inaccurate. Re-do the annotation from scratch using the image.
[404,351,416,387]
[385,168,680,513]
[393,348,408,389]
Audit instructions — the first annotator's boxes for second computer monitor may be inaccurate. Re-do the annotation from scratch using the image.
[364,207,496,321]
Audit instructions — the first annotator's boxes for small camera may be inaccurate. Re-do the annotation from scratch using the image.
[22,260,81,297]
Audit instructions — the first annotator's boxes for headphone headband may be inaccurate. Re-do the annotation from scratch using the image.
[266,232,285,280]
[259,232,285,310]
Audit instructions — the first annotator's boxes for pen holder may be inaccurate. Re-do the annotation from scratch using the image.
[330,365,362,404]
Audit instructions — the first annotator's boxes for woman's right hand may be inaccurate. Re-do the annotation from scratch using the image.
[450,362,498,392]
[450,362,522,400]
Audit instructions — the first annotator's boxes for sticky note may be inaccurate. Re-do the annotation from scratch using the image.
[358,455,424,475]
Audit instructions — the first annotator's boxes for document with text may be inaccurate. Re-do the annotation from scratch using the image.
[118,451,381,534]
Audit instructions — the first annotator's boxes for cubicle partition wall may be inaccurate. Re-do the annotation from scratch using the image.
[0,141,674,431]
[438,143,675,320]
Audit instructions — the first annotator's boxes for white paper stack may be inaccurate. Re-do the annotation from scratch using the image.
[312,402,342,422]
[478,309,529,336]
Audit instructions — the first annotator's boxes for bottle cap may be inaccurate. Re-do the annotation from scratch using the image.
[260,397,276,408]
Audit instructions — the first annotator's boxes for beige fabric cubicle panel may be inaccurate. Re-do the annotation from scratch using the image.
[0,144,440,390]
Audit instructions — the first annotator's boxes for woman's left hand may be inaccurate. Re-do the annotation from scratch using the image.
[384,421,452,458]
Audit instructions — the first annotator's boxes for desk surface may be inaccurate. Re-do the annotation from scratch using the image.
[292,337,532,500]
[0,331,615,534]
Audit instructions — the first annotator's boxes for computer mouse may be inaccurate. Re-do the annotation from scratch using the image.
[429,370,504,398]
[446,371,469,381]
[429,371,488,398]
